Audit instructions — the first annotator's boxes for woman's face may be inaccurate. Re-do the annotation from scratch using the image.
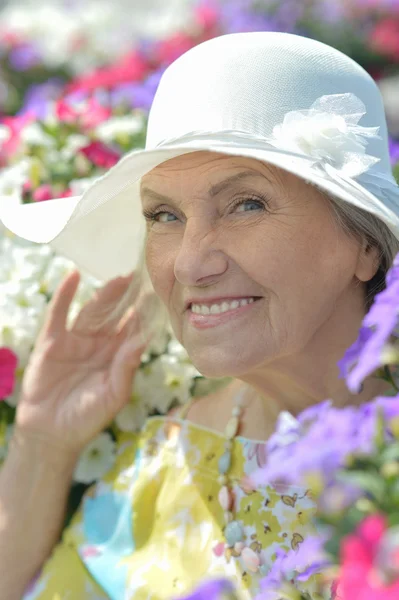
[140,152,374,377]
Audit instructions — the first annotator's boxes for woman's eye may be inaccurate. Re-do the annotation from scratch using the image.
[155,211,177,223]
[234,199,265,213]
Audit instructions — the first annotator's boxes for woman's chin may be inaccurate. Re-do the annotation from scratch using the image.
[187,351,261,379]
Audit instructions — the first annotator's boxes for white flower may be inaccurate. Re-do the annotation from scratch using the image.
[0,238,52,284]
[0,125,10,147]
[69,176,101,196]
[115,396,147,432]
[0,159,33,208]
[95,114,145,143]
[0,302,45,369]
[20,123,55,148]
[0,281,46,315]
[41,255,77,295]
[59,134,88,161]
[74,432,116,484]
[167,339,190,362]
[134,355,197,414]
[271,93,381,178]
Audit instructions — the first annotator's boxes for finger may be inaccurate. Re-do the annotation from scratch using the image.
[109,336,147,412]
[39,270,81,339]
[113,292,164,353]
[71,272,134,335]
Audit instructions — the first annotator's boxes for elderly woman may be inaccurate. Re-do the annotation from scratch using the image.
[1,31,399,600]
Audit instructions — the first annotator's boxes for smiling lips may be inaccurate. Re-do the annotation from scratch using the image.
[190,297,256,315]
[187,296,261,329]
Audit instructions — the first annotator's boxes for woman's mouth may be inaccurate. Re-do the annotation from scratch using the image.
[187,296,262,329]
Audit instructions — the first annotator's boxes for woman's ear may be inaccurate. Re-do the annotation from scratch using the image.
[355,241,380,283]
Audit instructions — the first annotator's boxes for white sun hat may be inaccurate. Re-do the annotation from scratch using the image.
[1,31,399,281]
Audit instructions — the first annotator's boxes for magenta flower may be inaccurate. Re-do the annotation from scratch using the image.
[0,347,18,401]
[80,141,121,169]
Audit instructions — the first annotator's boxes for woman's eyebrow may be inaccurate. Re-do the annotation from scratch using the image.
[208,171,267,197]
[140,187,172,204]
[141,170,267,204]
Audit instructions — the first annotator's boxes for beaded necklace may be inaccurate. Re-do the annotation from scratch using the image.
[217,390,269,576]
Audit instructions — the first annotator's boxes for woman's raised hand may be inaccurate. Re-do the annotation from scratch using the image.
[13,271,147,457]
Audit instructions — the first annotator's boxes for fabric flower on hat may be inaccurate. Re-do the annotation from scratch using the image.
[271,93,381,178]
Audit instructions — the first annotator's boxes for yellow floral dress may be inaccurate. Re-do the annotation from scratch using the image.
[22,413,318,600]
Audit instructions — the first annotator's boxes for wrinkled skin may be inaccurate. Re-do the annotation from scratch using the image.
[141,151,387,427]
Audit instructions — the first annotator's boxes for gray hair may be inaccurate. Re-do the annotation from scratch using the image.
[324,191,399,310]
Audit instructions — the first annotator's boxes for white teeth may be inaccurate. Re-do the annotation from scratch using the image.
[191,297,256,315]
[210,304,221,314]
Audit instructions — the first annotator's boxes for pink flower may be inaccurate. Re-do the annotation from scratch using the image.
[0,112,35,163]
[0,348,18,401]
[55,97,112,131]
[338,514,399,599]
[59,188,73,198]
[79,141,121,168]
[195,1,220,30]
[66,51,148,94]
[370,19,399,61]
[152,33,196,65]
[32,183,53,202]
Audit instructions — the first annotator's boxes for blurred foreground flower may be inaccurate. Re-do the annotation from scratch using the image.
[177,578,238,600]
[0,347,18,400]
[338,253,399,393]
[338,515,399,599]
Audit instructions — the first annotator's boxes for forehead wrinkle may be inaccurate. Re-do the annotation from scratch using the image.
[141,164,280,206]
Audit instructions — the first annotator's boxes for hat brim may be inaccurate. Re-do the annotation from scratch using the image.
[2,136,399,281]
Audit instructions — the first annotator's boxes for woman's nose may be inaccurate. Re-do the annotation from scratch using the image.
[173,219,228,286]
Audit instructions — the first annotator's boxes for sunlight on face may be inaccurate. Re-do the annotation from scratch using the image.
[140,152,366,377]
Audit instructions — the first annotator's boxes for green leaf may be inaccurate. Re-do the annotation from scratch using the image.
[336,470,385,503]
[380,443,399,464]
[374,406,387,452]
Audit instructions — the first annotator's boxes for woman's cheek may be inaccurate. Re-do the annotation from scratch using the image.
[145,236,176,304]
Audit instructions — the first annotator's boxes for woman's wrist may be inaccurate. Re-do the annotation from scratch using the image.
[0,427,78,598]
[8,426,80,474]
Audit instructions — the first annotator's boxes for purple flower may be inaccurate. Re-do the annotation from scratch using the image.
[9,43,42,71]
[338,253,399,393]
[256,536,330,600]
[309,0,347,24]
[273,0,306,30]
[389,137,399,166]
[178,578,237,600]
[252,396,397,490]
[111,69,164,111]
[18,79,64,119]
[218,0,279,34]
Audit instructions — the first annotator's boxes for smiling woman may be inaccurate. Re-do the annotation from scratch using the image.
[1,31,399,600]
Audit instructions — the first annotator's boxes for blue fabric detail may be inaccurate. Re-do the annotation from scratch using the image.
[78,448,142,600]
